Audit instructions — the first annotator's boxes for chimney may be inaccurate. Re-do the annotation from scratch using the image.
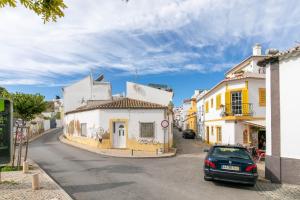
[253,43,262,56]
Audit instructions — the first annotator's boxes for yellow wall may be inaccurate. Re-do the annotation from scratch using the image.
[65,134,169,152]
[187,98,197,132]
[65,134,111,149]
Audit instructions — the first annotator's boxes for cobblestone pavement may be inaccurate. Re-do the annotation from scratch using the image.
[0,165,71,200]
[255,181,300,200]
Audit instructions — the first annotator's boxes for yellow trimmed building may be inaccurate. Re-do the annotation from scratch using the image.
[186,98,197,132]
[199,44,267,147]
[64,98,173,153]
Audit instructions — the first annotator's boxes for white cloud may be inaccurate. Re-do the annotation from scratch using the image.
[0,0,300,85]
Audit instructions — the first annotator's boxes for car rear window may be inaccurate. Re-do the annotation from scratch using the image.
[211,147,250,160]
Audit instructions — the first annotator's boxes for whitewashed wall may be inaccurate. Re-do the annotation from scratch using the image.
[64,109,168,144]
[204,121,236,144]
[63,75,111,113]
[248,79,266,117]
[265,64,272,156]
[126,82,173,106]
[279,56,300,159]
[204,85,226,120]
[43,120,50,131]
[99,109,167,143]
[64,109,101,137]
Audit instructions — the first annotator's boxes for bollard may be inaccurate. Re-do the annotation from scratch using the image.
[32,173,40,190]
[23,161,29,173]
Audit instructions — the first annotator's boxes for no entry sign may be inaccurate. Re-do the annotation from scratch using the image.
[161,120,169,128]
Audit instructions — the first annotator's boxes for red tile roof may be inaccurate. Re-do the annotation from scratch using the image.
[66,98,167,114]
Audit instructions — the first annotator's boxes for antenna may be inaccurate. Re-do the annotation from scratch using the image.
[135,66,138,82]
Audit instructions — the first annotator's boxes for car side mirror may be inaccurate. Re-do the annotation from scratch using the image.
[204,149,209,153]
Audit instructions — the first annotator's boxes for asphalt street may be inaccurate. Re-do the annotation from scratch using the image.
[29,128,265,200]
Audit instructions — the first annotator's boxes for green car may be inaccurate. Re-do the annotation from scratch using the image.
[204,145,258,186]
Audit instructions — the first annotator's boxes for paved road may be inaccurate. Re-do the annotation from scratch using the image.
[29,128,265,200]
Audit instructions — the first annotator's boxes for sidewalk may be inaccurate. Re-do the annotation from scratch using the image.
[255,161,300,200]
[59,134,176,158]
[0,161,72,200]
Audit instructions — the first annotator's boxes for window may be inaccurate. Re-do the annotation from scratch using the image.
[212,147,250,160]
[140,122,154,138]
[231,91,242,115]
[205,101,209,113]
[259,88,266,107]
[216,94,222,110]
[211,98,214,108]
[211,126,214,136]
[216,127,222,143]
[80,123,87,137]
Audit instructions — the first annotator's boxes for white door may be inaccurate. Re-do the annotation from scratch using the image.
[113,122,126,148]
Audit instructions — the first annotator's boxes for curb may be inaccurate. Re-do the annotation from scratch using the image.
[59,134,177,159]
[29,159,74,200]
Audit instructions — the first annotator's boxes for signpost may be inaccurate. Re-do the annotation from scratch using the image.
[161,119,169,153]
[0,99,12,165]
[161,119,169,129]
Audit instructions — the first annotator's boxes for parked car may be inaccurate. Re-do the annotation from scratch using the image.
[182,129,196,139]
[203,145,258,186]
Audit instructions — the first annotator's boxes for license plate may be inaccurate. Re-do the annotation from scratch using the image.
[221,165,240,171]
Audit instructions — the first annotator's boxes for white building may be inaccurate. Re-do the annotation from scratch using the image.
[64,80,174,153]
[202,44,267,146]
[258,45,300,185]
[179,99,191,130]
[62,74,112,113]
[196,90,208,140]
[126,82,173,106]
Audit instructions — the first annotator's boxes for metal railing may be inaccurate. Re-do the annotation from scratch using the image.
[221,103,254,116]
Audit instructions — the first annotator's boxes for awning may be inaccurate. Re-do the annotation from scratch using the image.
[243,120,265,129]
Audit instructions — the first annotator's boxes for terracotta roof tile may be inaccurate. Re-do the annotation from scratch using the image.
[66,98,167,114]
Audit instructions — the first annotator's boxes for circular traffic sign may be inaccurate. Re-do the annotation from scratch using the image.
[161,119,169,128]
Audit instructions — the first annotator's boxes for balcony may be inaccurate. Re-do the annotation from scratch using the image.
[221,103,253,117]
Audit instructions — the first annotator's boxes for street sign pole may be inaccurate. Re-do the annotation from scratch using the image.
[161,119,169,153]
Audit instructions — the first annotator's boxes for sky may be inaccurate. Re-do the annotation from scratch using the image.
[1,0,300,106]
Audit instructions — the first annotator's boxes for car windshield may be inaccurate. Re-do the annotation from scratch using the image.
[211,147,250,160]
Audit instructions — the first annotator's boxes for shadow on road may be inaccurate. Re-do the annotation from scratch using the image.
[85,165,144,174]
[64,181,135,193]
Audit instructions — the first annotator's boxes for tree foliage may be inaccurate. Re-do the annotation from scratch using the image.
[11,93,47,122]
[1,87,50,122]
[0,87,11,98]
[0,0,67,23]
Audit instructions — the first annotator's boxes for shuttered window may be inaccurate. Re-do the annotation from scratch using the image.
[140,122,154,138]
[216,94,222,110]
[211,98,214,108]
[205,101,209,113]
[259,88,266,107]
